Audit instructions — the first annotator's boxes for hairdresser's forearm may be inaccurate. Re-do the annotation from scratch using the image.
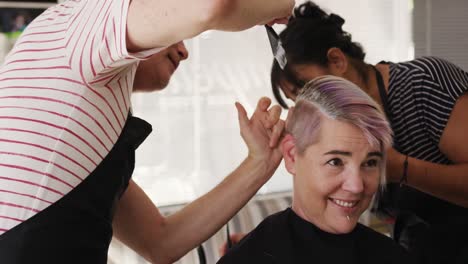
[209,0,294,31]
[126,0,293,50]
[152,157,275,262]
[404,158,468,208]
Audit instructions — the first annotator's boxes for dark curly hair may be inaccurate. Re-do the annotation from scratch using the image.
[271,1,367,108]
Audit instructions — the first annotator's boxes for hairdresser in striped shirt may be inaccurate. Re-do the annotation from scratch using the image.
[0,0,294,263]
[269,2,468,263]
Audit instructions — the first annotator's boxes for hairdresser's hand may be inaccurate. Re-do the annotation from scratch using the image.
[385,147,406,183]
[208,0,294,32]
[236,97,285,167]
[266,17,290,26]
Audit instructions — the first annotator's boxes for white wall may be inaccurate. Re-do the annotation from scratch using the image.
[414,0,468,70]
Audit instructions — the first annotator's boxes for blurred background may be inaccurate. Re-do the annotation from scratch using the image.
[1,0,467,263]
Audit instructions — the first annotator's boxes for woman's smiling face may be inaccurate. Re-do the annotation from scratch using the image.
[290,116,382,234]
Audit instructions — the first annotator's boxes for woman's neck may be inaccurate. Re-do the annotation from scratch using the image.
[353,63,390,109]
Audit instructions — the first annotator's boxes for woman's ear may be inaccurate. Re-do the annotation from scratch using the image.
[326,47,348,76]
[281,134,297,175]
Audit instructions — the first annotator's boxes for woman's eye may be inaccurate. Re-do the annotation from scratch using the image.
[327,158,343,167]
[363,159,379,168]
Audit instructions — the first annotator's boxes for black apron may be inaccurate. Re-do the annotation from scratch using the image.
[372,65,468,264]
[0,113,152,264]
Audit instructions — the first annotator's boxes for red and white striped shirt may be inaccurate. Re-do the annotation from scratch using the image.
[0,0,161,234]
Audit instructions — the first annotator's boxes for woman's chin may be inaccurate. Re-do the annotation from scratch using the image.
[326,219,358,234]
[339,222,357,234]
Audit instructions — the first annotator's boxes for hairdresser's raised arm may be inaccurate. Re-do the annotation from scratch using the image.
[127,0,295,51]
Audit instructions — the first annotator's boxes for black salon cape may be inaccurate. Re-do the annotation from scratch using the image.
[217,208,415,264]
[0,114,152,264]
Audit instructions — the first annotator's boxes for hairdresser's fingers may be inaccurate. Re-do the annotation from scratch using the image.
[266,105,282,129]
[266,17,290,26]
[256,97,272,112]
[235,102,249,131]
[255,97,275,129]
[269,119,285,147]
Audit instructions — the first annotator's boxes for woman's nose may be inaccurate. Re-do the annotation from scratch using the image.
[342,169,364,194]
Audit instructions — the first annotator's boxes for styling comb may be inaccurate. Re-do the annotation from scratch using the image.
[265,25,287,69]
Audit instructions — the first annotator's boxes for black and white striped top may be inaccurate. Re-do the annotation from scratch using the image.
[387,56,468,164]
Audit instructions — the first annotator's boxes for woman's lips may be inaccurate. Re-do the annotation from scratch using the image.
[329,198,360,214]
[330,198,358,208]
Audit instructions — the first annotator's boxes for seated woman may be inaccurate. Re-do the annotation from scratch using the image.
[217,76,414,263]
